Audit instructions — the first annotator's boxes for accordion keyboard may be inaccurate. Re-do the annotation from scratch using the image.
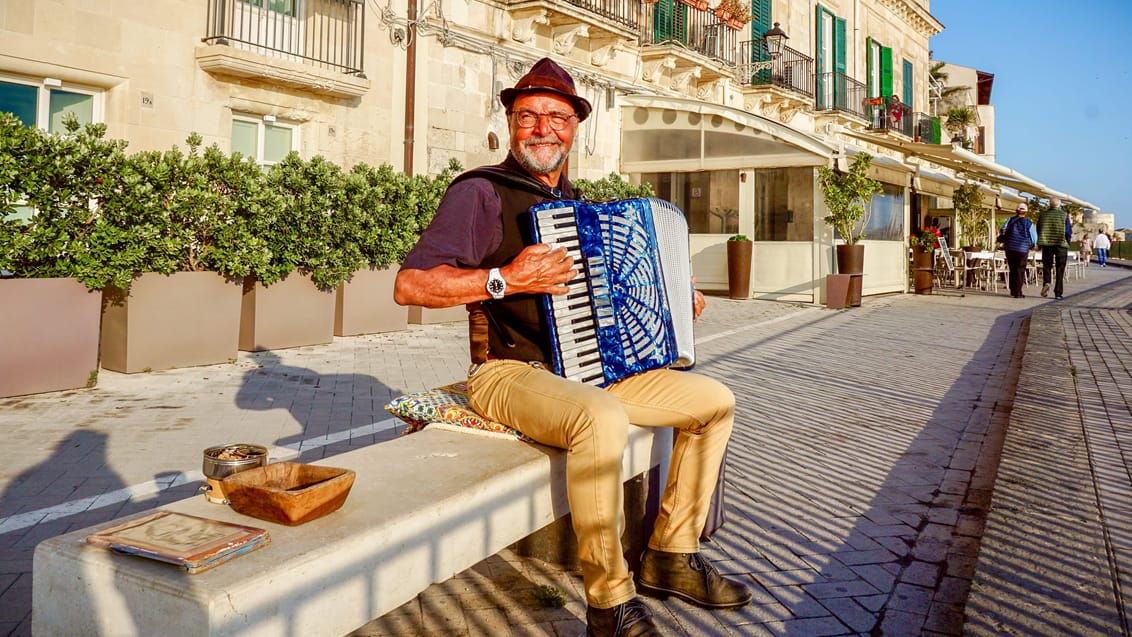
[532,206,607,384]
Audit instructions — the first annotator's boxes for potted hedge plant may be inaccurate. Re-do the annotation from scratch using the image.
[818,152,883,307]
[334,159,460,335]
[239,153,348,351]
[96,134,275,372]
[0,114,119,395]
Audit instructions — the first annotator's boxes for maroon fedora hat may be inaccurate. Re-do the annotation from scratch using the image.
[499,57,592,122]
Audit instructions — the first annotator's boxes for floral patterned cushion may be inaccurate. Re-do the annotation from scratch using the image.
[384,382,533,442]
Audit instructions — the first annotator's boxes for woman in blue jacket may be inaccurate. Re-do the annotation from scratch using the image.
[1000,203,1038,298]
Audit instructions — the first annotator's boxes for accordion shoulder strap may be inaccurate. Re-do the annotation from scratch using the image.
[454,165,568,201]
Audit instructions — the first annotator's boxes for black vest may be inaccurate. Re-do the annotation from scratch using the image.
[454,162,571,364]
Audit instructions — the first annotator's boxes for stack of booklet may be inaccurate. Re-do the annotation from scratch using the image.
[86,511,270,574]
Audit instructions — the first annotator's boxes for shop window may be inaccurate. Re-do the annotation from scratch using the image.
[752,167,813,241]
[639,170,738,235]
[231,115,298,166]
[860,183,904,241]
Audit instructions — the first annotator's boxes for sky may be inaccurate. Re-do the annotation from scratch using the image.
[928,0,1132,229]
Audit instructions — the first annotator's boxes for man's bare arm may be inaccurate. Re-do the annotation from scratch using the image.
[393,243,575,308]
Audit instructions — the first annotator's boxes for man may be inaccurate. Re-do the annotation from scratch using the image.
[999,202,1037,298]
[1037,197,1072,300]
[393,58,750,637]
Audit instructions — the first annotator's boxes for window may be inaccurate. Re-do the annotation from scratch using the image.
[1,75,101,221]
[231,115,298,166]
[862,183,904,241]
[815,7,846,109]
[0,75,100,132]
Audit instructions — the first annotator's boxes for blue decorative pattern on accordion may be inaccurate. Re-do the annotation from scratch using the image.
[528,198,694,387]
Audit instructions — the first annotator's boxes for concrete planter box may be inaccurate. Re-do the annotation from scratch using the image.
[0,278,101,397]
[240,272,335,351]
[100,271,243,374]
[408,304,466,325]
[335,266,407,337]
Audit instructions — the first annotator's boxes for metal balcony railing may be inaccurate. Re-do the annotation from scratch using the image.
[814,72,866,120]
[913,113,942,144]
[203,0,365,76]
[562,0,641,31]
[641,2,739,65]
[864,96,914,137]
[737,41,814,97]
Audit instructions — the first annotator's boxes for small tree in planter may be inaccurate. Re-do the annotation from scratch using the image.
[951,182,987,250]
[817,152,883,307]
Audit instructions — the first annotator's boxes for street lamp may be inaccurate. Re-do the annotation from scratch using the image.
[749,22,788,72]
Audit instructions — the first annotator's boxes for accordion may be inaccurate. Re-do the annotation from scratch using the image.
[527,197,695,387]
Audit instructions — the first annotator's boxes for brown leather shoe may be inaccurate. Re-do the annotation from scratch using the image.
[586,597,661,637]
[636,548,753,609]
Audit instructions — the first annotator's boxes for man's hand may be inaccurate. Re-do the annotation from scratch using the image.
[504,243,576,295]
[692,276,705,322]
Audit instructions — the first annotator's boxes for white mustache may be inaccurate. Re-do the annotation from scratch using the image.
[523,135,560,147]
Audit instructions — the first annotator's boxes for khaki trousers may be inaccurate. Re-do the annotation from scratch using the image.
[466,359,733,609]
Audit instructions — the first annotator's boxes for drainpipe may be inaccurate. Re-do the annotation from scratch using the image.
[403,0,417,175]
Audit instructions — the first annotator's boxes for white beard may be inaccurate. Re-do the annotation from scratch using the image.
[515,135,567,175]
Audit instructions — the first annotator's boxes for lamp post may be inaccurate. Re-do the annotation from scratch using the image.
[749,22,788,72]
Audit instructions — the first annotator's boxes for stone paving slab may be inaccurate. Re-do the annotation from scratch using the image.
[2,265,1131,636]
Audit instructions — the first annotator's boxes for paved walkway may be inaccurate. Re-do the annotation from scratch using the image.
[2,262,1129,636]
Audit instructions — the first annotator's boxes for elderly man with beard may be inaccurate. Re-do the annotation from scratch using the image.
[393,58,749,637]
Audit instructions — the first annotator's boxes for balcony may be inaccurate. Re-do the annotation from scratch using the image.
[737,40,812,122]
[198,0,369,98]
[865,96,914,138]
[913,113,942,144]
[638,1,738,91]
[814,71,867,121]
[737,42,813,96]
[505,0,640,65]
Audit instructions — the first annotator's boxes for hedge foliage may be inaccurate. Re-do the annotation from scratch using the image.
[0,113,459,291]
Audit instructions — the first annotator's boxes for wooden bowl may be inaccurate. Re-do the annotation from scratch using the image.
[222,462,355,526]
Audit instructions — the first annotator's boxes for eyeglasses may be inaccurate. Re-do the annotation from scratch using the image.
[510,110,577,131]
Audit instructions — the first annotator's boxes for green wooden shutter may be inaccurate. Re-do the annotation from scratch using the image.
[834,17,845,108]
[865,37,874,96]
[881,46,893,97]
[653,0,686,43]
[750,0,771,35]
[903,59,913,107]
[815,6,825,104]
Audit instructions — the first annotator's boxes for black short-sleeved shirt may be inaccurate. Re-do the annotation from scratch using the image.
[400,155,574,271]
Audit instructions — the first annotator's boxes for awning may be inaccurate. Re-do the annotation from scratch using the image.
[620,95,835,173]
[913,167,961,198]
[844,148,912,187]
[830,126,1100,210]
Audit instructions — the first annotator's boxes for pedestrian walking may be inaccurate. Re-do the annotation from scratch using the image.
[999,203,1037,298]
[1093,231,1111,268]
[1080,232,1093,267]
[1037,197,1072,300]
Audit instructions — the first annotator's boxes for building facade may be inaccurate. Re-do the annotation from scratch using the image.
[1,0,1099,303]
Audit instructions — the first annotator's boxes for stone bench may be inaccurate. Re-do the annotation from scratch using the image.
[33,424,671,637]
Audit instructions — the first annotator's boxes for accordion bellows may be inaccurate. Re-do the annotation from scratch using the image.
[528,197,695,386]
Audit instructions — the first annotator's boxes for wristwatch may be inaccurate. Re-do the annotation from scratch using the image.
[486,267,506,300]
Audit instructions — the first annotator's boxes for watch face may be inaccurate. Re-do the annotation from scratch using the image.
[488,276,505,297]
